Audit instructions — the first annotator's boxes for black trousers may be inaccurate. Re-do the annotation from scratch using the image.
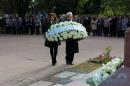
[92,30,97,36]
[29,26,34,35]
[103,27,109,37]
[97,28,103,36]
[12,26,16,35]
[110,27,117,37]
[6,26,12,34]
[50,46,58,62]
[66,52,74,64]
[36,26,40,35]
[118,30,125,37]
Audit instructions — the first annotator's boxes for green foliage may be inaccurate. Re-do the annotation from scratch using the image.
[101,0,130,15]
[1,0,130,15]
[78,0,88,8]
[76,0,88,13]
[103,46,112,58]
[83,0,102,14]
[77,0,130,15]
[100,6,113,16]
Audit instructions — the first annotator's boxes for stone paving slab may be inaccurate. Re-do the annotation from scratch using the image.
[54,71,77,78]
[28,81,53,86]
[45,76,73,85]
[65,81,90,86]
[53,84,65,86]
[55,78,73,85]
[70,74,89,83]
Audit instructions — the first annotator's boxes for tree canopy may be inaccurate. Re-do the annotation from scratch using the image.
[0,0,130,16]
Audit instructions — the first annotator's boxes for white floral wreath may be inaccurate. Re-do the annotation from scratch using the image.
[46,21,88,41]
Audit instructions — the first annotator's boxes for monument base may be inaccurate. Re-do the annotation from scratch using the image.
[99,67,130,86]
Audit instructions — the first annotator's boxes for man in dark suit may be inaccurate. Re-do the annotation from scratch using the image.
[65,12,79,65]
[66,39,79,65]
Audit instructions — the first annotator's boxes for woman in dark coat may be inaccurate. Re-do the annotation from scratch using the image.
[44,13,60,66]
[65,12,79,65]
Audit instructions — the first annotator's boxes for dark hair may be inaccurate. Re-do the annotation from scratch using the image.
[48,13,57,22]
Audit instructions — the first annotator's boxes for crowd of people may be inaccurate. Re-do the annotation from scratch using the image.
[2,15,41,35]
[83,16,130,37]
[0,14,130,37]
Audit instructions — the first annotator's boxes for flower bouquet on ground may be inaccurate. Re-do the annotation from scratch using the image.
[86,57,124,86]
[46,21,88,42]
[89,46,113,64]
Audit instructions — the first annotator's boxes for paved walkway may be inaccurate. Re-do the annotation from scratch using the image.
[0,35,124,85]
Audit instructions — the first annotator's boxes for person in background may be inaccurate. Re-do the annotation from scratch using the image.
[42,17,49,38]
[117,16,122,37]
[24,16,30,35]
[35,17,41,35]
[59,14,65,22]
[11,16,17,35]
[83,16,91,35]
[40,16,45,34]
[65,12,79,65]
[97,17,104,36]
[73,14,80,23]
[44,13,60,66]
[17,17,23,35]
[5,16,12,34]
[128,16,130,28]
[91,17,97,36]
[30,16,35,35]
[121,16,128,37]
[103,17,110,37]
[110,16,117,37]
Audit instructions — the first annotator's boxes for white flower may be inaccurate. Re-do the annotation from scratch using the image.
[68,34,72,38]
[50,37,54,41]
[55,37,58,41]
[102,73,110,80]
[59,37,63,41]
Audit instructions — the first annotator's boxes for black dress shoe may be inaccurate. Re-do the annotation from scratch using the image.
[52,60,57,66]
[69,63,74,65]
[66,60,69,65]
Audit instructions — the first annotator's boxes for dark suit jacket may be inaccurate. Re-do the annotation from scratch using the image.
[66,40,79,54]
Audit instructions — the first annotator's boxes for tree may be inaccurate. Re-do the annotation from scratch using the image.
[76,0,88,13]
[76,0,102,14]
[12,0,32,18]
[0,0,9,14]
[0,0,32,18]
[33,0,56,12]
[1,0,130,16]
[101,0,130,15]
[35,0,80,14]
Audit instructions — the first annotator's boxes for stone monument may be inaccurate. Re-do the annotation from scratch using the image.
[124,28,130,67]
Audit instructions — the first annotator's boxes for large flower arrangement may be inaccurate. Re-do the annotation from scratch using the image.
[46,21,88,42]
[87,58,124,86]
